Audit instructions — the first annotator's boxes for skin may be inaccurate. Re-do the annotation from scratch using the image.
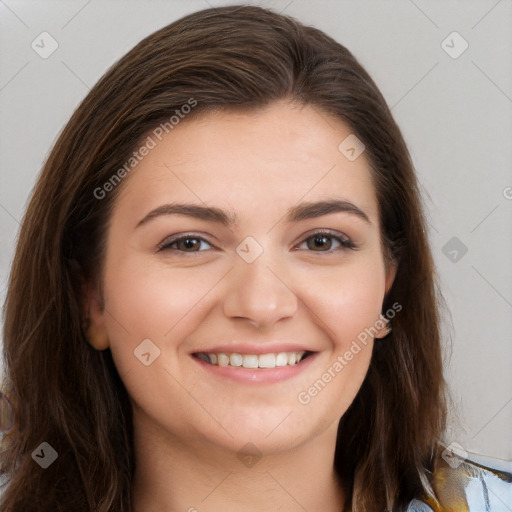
[86,99,396,512]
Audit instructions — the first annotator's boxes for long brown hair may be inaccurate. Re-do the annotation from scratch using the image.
[1,5,446,511]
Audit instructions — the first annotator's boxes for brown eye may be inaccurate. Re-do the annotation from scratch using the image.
[298,231,356,252]
[306,234,334,251]
[158,235,213,253]
[175,237,202,251]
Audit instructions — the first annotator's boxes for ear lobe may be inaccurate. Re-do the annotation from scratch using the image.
[86,321,110,351]
[374,316,391,340]
[82,278,110,351]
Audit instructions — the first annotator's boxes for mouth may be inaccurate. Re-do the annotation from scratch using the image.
[192,350,313,369]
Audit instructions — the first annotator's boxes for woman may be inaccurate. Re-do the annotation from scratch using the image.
[1,5,509,511]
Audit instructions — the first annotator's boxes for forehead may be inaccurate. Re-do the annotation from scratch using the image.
[114,100,379,225]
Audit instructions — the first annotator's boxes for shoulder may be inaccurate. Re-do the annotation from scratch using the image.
[406,448,512,512]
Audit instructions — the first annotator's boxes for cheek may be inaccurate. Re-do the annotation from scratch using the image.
[100,254,225,364]
[296,256,387,347]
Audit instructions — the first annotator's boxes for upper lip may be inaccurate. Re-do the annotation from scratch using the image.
[191,342,315,355]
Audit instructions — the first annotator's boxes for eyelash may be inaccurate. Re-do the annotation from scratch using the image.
[157,230,357,255]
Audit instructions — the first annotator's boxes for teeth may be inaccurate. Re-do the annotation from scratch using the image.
[258,353,275,368]
[229,353,243,367]
[196,351,307,368]
[276,353,288,367]
[217,353,229,367]
[242,354,259,369]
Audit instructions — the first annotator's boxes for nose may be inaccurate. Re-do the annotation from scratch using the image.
[222,254,298,329]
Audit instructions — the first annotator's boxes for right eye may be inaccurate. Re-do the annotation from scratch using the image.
[157,234,214,254]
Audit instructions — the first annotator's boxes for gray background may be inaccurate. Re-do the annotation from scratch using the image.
[1,0,511,467]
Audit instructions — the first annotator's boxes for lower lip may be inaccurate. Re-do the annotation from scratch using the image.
[192,353,318,384]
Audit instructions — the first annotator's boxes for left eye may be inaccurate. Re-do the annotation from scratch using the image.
[158,236,213,253]
[296,231,356,252]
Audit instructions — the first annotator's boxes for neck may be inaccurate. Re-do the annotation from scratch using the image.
[131,413,346,512]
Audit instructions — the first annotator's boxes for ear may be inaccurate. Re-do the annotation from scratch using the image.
[374,259,398,339]
[384,258,398,296]
[82,278,110,351]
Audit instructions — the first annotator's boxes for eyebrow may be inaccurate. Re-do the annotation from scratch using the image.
[136,198,371,229]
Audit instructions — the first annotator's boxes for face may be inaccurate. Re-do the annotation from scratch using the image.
[86,99,395,456]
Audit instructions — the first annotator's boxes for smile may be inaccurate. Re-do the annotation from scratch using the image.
[193,351,311,368]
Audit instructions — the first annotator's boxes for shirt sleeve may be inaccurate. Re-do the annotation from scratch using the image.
[407,454,512,511]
